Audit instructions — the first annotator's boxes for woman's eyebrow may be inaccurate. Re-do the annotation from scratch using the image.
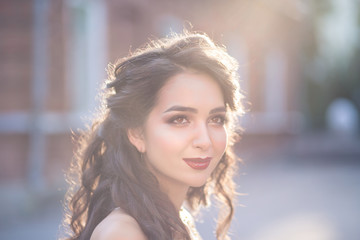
[163,105,226,114]
[164,106,197,113]
[209,106,226,114]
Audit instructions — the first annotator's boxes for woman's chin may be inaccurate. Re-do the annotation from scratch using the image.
[187,178,209,188]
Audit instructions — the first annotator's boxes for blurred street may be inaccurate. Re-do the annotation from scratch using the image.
[199,133,360,240]
[1,133,359,240]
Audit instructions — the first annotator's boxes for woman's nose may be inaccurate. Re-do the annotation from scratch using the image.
[192,124,211,150]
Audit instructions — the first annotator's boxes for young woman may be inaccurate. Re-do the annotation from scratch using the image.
[62,32,243,240]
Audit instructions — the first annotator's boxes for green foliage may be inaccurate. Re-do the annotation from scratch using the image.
[301,0,360,129]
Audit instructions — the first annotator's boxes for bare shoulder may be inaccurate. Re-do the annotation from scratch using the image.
[90,208,147,240]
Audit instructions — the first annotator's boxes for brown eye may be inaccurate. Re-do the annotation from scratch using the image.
[209,115,226,125]
[168,115,190,125]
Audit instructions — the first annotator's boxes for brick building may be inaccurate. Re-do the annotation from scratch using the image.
[0,0,306,189]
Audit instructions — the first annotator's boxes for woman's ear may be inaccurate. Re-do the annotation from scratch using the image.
[127,128,146,153]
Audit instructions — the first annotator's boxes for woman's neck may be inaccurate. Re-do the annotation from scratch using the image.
[167,185,189,211]
[156,178,189,211]
[149,166,189,211]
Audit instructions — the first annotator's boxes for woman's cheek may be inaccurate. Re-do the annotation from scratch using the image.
[212,128,228,154]
[148,126,189,155]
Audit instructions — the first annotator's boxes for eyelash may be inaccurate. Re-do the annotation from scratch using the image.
[167,114,227,126]
[210,115,227,125]
[168,115,189,125]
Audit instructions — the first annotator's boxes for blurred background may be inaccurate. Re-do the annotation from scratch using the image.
[0,0,359,239]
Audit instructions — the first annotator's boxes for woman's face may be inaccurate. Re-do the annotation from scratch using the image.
[130,72,228,192]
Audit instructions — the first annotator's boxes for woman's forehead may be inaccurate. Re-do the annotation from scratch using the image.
[153,72,225,112]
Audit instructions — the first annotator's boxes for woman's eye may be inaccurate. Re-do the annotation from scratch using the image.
[169,116,189,125]
[209,115,226,125]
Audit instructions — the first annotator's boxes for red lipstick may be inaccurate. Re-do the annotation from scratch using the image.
[183,157,211,170]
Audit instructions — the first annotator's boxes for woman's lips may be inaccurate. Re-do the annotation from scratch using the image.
[183,157,212,170]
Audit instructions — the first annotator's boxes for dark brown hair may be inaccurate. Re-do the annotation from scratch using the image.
[62,32,243,240]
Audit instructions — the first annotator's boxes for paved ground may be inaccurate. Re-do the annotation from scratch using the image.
[198,134,360,240]
[198,157,360,240]
[1,133,359,240]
